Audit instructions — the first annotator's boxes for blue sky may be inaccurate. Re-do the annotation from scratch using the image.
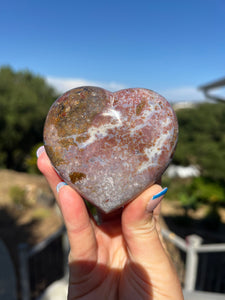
[1,0,225,101]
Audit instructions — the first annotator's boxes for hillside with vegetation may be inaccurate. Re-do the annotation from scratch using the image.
[0,66,58,171]
[163,101,225,225]
[174,102,225,183]
[0,65,225,220]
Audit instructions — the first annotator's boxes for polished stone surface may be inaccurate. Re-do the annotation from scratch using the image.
[44,87,178,213]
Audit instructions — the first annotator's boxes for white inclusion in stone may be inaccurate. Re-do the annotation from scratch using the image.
[141,106,154,120]
[58,108,123,149]
[109,95,114,106]
[129,105,154,134]
[79,108,123,148]
[102,108,122,124]
[138,118,173,173]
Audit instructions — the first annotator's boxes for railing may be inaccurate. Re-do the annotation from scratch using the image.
[162,228,225,293]
[17,225,225,299]
[18,226,69,300]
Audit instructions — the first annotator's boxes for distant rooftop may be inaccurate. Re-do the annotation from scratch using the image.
[199,77,225,102]
[173,101,197,111]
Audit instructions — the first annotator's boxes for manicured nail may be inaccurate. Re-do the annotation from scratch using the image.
[36,145,45,158]
[56,182,68,193]
[146,187,168,212]
[152,187,168,200]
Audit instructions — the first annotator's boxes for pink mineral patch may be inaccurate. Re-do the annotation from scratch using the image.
[44,86,178,213]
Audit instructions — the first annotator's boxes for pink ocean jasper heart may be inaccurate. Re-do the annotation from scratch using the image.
[44,87,178,213]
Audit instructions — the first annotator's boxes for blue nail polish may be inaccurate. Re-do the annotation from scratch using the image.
[146,187,168,212]
[56,182,68,193]
[152,187,168,200]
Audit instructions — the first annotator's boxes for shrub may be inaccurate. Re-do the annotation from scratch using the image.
[9,185,27,208]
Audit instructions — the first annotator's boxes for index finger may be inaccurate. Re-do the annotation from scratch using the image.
[37,147,98,271]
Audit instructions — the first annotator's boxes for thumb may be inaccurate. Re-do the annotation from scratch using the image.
[122,184,184,299]
[122,184,168,266]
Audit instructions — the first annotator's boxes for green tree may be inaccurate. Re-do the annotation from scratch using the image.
[0,66,58,170]
[173,103,225,182]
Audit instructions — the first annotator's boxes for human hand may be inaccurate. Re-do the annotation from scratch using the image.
[37,146,183,300]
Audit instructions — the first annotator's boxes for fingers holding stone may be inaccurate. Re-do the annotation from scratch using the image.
[37,146,63,200]
[121,184,168,264]
[37,146,98,270]
[37,146,82,204]
[57,185,98,270]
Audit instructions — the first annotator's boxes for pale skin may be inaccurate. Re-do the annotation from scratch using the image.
[37,149,184,300]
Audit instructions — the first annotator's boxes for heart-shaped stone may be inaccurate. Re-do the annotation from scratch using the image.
[44,87,178,213]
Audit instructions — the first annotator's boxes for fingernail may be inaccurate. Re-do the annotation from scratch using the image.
[36,145,45,158]
[56,182,68,193]
[146,187,168,212]
[152,187,168,200]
